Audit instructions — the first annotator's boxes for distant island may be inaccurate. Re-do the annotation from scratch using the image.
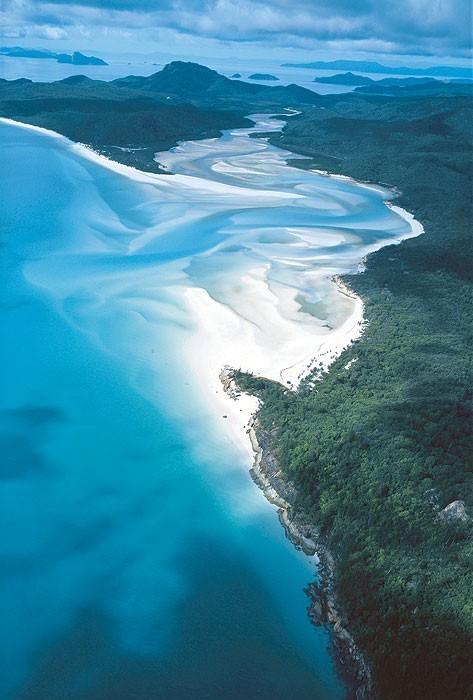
[314,72,374,86]
[0,46,55,59]
[313,73,449,88]
[0,46,108,65]
[248,73,279,80]
[231,73,241,78]
[57,51,108,66]
[283,59,472,79]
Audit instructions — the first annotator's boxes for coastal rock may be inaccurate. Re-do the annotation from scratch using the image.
[438,500,468,522]
[279,509,317,555]
[252,423,298,505]
[332,274,358,299]
[219,366,243,400]
[254,421,377,698]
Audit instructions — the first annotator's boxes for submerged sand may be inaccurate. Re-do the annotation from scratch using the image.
[1,115,423,463]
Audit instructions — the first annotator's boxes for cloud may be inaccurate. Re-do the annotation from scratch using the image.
[0,22,69,40]
[38,24,69,38]
[1,0,471,57]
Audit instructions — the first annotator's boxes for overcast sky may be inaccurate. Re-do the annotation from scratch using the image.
[1,0,471,62]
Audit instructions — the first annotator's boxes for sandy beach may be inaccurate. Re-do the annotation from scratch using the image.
[2,115,424,468]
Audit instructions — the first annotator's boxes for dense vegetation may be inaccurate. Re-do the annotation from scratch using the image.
[237,90,473,698]
[2,62,471,698]
[0,75,251,172]
[0,62,320,172]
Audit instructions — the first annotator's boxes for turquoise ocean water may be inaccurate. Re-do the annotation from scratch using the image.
[0,117,417,699]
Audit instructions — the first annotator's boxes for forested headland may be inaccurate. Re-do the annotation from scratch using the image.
[236,88,473,699]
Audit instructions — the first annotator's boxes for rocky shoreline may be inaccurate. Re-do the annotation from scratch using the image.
[220,368,375,700]
[249,417,375,700]
[332,274,361,300]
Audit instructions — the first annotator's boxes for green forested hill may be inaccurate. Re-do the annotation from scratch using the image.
[0,79,251,172]
[0,62,321,172]
[237,92,473,699]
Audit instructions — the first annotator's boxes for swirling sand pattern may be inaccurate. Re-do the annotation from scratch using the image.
[0,117,420,700]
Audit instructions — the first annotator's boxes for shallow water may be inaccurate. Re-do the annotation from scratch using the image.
[0,116,418,699]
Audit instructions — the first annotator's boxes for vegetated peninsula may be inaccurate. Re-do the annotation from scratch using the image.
[0,46,108,65]
[246,82,473,700]
[282,58,473,79]
[1,61,471,700]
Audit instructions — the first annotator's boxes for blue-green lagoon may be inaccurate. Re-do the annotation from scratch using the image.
[0,116,420,699]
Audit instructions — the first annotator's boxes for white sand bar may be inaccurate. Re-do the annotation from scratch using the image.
[2,115,423,457]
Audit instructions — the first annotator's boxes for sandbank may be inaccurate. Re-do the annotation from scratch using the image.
[1,116,424,471]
